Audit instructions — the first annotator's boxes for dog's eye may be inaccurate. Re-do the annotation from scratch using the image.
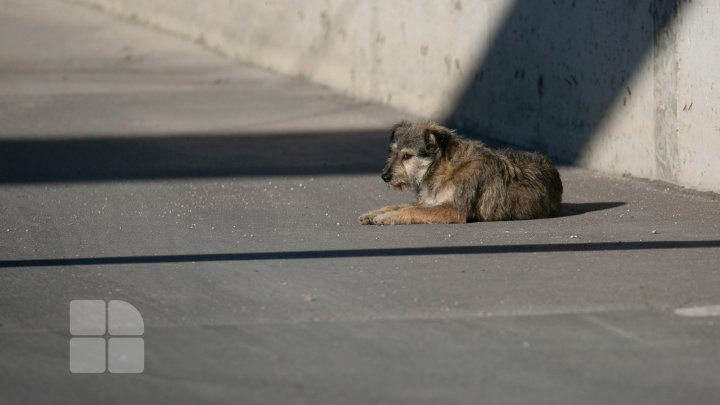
[402,153,413,160]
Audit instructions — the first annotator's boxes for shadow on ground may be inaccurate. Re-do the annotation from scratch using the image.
[559,202,626,217]
[1,240,719,268]
[0,129,390,183]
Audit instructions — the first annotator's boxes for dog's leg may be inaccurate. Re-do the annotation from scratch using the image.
[371,204,466,225]
[358,204,410,224]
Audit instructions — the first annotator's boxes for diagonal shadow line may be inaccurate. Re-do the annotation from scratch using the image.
[1,240,718,268]
[446,0,685,165]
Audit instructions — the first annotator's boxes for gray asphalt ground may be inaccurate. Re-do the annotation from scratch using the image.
[1,1,720,404]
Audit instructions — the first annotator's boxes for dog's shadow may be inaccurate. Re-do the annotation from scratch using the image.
[557,202,625,217]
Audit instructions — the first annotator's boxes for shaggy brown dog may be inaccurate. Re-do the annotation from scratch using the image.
[359,121,563,225]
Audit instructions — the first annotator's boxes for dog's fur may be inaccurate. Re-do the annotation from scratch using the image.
[359,121,563,225]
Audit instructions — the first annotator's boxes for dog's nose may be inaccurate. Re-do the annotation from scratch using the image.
[381,173,392,183]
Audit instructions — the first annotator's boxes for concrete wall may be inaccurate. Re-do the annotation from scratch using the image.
[68,0,720,192]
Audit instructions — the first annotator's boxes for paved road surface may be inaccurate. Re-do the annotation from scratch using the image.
[1,1,719,404]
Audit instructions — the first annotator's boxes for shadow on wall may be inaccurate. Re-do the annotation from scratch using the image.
[445,0,683,163]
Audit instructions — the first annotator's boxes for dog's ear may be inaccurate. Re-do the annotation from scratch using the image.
[424,123,455,152]
[390,121,410,143]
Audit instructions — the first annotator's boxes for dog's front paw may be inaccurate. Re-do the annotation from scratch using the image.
[358,211,379,225]
[370,212,398,225]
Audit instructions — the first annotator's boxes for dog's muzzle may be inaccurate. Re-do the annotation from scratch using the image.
[381,173,392,183]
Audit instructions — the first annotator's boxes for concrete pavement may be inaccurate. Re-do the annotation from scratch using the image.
[1,1,719,404]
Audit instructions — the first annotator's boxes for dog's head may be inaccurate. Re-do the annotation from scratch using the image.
[381,121,456,191]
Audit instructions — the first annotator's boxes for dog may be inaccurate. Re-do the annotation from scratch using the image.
[358,121,563,225]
